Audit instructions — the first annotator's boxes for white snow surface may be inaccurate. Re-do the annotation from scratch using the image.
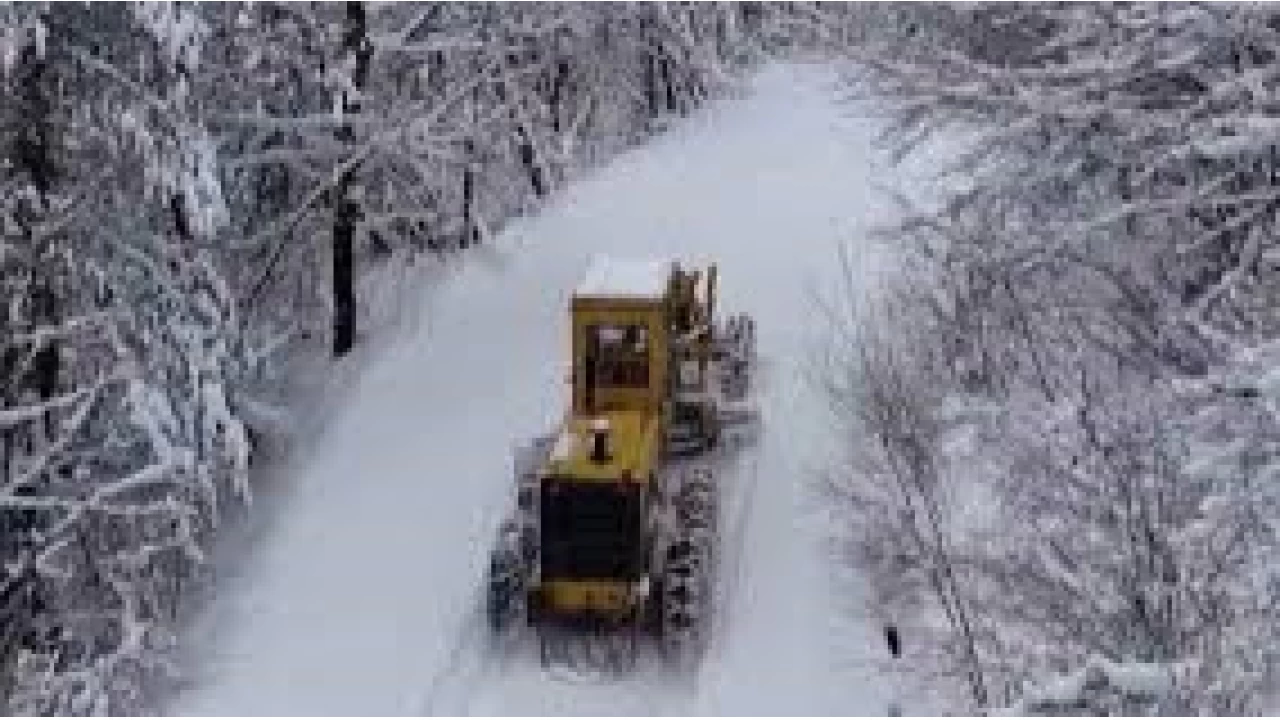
[177,63,926,716]
[575,255,674,300]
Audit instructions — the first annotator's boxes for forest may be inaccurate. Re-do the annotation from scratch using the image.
[827,4,1280,714]
[3,2,1279,716]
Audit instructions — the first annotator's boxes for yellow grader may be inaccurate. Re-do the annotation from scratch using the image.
[486,256,758,671]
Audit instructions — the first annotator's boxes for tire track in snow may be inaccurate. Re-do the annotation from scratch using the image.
[708,445,763,668]
[689,362,768,709]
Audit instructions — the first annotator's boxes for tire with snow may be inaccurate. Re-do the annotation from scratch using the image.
[659,467,716,658]
[486,523,525,634]
[660,540,711,657]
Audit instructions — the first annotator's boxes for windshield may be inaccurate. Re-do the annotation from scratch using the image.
[586,323,650,388]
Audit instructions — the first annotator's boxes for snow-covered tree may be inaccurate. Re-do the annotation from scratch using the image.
[829,3,1280,713]
[0,3,252,712]
[0,2,786,712]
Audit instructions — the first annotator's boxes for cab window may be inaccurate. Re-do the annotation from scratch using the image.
[586,323,649,388]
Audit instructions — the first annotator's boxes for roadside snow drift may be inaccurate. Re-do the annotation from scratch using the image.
[178,62,914,716]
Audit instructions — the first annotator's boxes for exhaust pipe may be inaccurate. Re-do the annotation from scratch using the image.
[590,417,611,463]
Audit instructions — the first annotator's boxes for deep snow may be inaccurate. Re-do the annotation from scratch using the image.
[177,63,921,716]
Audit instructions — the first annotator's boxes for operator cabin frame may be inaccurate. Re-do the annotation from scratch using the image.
[562,256,718,470]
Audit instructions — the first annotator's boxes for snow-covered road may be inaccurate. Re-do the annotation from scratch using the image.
[178,62,911,716]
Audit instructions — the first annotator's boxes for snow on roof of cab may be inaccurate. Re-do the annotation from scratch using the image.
[574,255,673,299]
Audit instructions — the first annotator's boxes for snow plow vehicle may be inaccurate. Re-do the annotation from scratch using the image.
[485,255,759,672]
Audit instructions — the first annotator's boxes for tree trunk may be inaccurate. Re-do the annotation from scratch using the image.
[13,44,60,441]
[332,1,372,358]
[517,124,548,198]
[550,59,568,134]
[332,192,357,357]
[461,139,479,249]
[31,282,59,443]
[644,21,659,122]
[6,28,62,670]
[662,57,676,114]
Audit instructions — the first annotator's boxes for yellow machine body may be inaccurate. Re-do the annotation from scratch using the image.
[530,257,718,626]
